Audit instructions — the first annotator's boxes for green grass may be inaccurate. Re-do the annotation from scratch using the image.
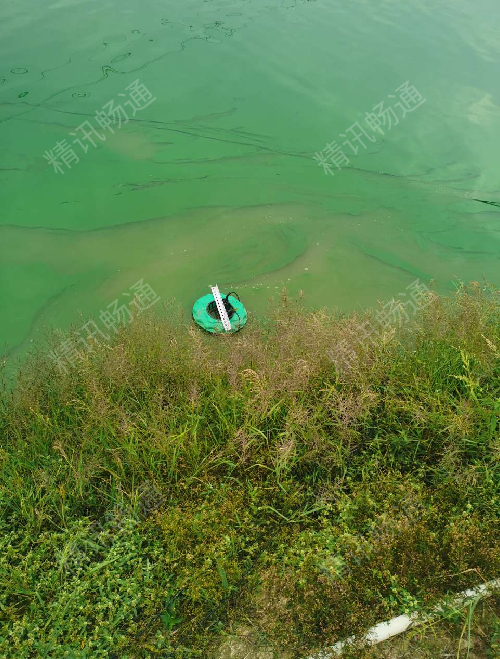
[363,596,500,659]
[1,282,499,658]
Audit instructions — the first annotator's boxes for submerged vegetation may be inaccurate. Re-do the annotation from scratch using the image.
[1,283,500,657]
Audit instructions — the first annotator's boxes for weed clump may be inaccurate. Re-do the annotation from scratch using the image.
[1,283,499,657]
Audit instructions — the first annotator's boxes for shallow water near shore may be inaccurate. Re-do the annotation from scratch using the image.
[1,0,499,360]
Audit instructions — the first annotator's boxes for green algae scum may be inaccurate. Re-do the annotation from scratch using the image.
[1,0,500,656]
[1,0,500,361]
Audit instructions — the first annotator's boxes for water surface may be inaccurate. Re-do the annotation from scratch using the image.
[1,0,499,359]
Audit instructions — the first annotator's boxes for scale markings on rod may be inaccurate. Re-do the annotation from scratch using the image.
[210,285,231,332]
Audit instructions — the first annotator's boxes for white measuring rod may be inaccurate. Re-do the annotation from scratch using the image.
[210,285,232,332]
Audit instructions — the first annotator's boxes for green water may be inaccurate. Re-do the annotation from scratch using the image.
[1,0,499,360]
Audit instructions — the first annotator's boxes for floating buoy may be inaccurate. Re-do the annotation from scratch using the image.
[192,286,247,334]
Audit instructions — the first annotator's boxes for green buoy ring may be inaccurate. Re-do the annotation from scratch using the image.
[192,291,247,334]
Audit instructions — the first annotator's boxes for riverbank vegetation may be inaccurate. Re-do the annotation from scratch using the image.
[1,282,499,657]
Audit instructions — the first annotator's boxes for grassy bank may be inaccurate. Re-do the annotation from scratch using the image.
[1,283,499,658]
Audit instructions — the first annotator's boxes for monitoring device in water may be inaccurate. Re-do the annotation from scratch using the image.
[192,285,247,334]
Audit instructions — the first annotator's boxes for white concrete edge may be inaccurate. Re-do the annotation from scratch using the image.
[307,578,500,658]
